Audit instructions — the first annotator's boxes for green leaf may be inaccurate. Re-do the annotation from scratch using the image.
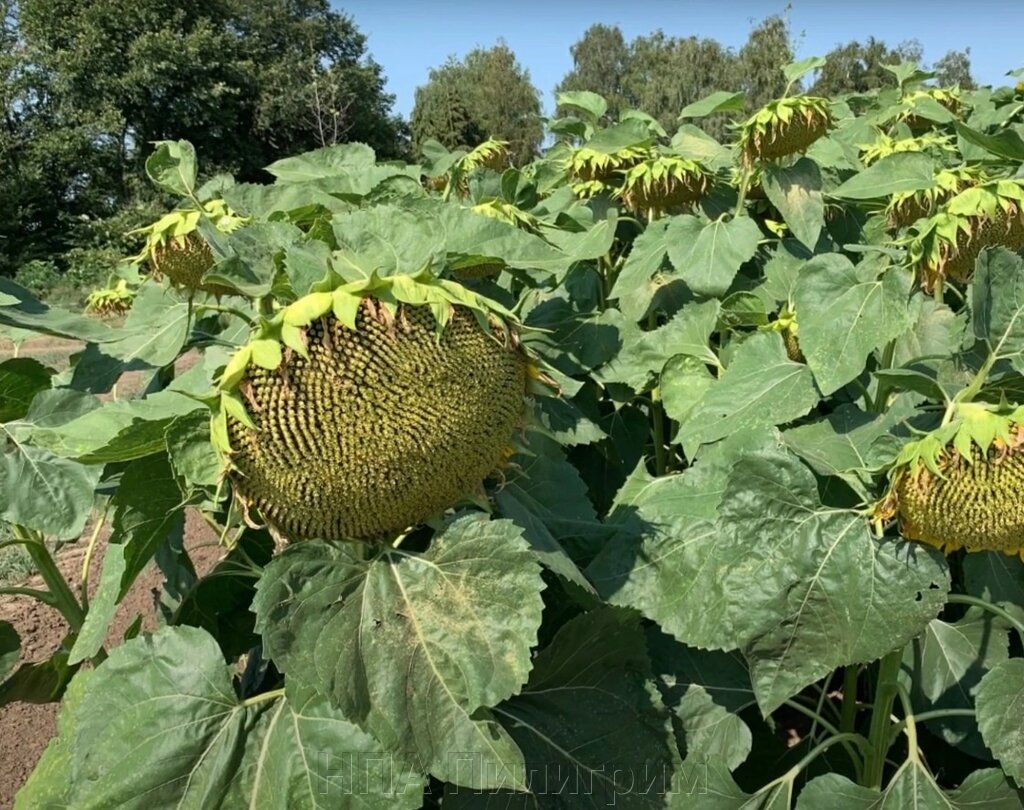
[976,658,1024,786]
[557,90,608,122]
[27,388,201,463]
[103,284,191,368]
[0,278,117,344]
[23,626,426,809]
[594,448,949,714]
[0,438,100,539]
[677,332,819,455]
[166,411,222,490]
[647,628,754,771]
[954,121,1024,162]
[68,544,128,666]
[224,682,427,809]
[283,238,333,298]
[661,355,716,424]
[796,768,1021,809]
[69,454,184,664]
[679,91,747,119]
[145,139,197,197]
[901,609,1011,759]
[205,220,303,297]
[783,56,827,85]
[598,300,720,393]
[0,621,19,683]
[254,515,544,788]
[610,218,670,321]
[667,215,762,298]
[831,153,935,199]
[0,358,53,423]
[762,158,824,250]
[495,441,603,592]
[963,552,1024,627]
[727,452,948,713]
[584,120,652,154]
[794,253,913,395]
[972,247,1024,371]
[783,404,908,492]
[446,608,678,809]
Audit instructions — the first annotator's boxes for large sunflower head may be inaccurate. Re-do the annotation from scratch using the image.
[906,180,1024,289]
[877,403,1024,557]
[213,274,537,544]
[738,96,834,168]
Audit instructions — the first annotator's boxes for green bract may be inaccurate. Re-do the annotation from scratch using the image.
[886,165,988,228]
[618,153,710,213]
[859,131,957,167]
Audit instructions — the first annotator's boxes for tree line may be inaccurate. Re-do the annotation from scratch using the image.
[0,1,975,291]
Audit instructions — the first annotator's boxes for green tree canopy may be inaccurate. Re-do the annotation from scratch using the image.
[2,0,403,276]
[555,24,630,121]
[411,42,543,165]
[810,37,923,95]
[555,15,795,136]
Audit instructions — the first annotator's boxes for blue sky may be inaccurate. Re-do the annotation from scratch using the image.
[333,0,1023,118]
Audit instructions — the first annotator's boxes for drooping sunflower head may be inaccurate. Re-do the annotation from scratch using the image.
[131,199,247,295]
[899,87,963,132]
[906,180,1024,289]
[738,96,834,167]
[85,279,135,318]
[213,274,536,544]
[565,143,651,187]
[859,131,956,167]
[617,154,710,213]
[886,165,988,230]
[877,403,1024,557]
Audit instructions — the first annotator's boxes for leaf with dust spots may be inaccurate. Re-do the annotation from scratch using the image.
[253,514,546,790]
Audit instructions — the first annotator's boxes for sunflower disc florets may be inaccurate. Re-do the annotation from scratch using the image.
[878,404,1024,557]
[214,275,535,543]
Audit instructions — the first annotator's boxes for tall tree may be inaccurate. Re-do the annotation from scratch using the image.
[17,0,403,181]
[811,38,923,95]
[411,42,542,165]
[622,32,738,135]
[933,49,976,89]
[3,0,403,276]
[738,15,794,108]
[555,24,630,121]
[410,60,485,153]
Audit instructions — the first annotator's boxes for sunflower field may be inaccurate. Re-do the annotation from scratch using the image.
[3,57,1024,808]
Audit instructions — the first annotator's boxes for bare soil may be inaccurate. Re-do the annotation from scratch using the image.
[0,512,222,808]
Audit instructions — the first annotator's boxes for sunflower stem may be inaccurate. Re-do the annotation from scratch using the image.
[862,648,903,789]
[946,593,1024,636]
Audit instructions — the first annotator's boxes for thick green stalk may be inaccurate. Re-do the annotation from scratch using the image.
[862,648,903,789]
[13,525,85,632]
[841,665,860,734]
[947,593,1024,636]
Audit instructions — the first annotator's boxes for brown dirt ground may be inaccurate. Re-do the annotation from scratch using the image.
[1,335,215,807]
[0,512,223,808]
